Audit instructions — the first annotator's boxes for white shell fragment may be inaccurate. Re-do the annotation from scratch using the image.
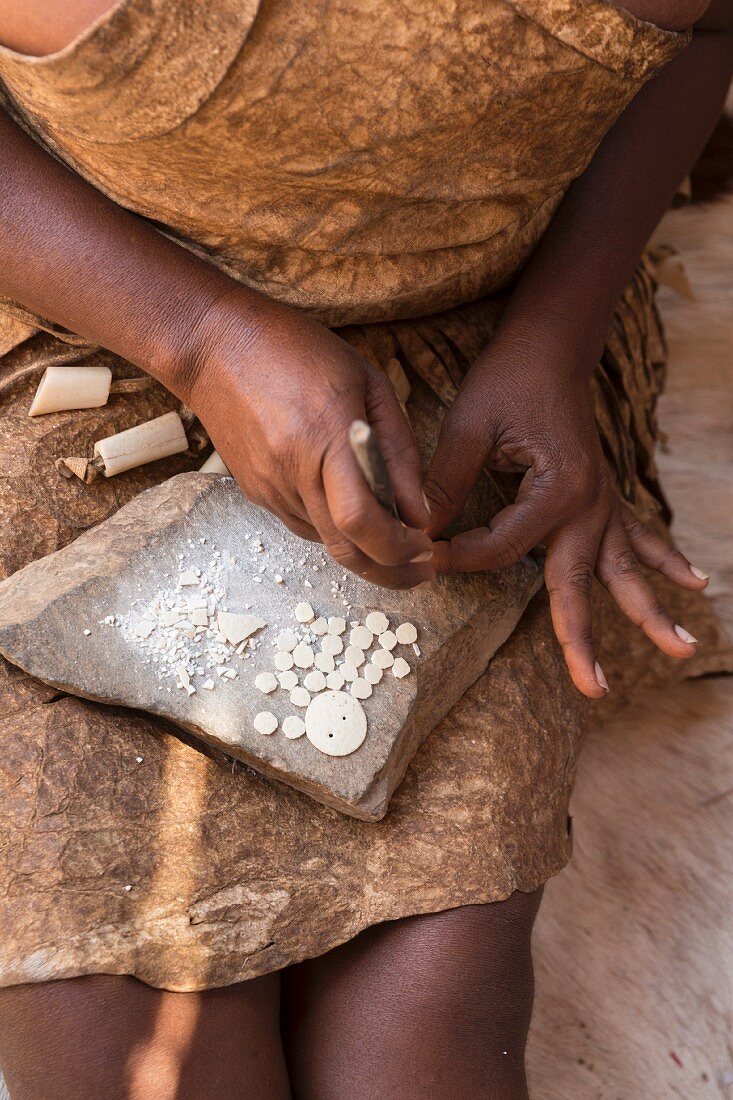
[344,645,365,668]
[274,650,294,671]
[371,648,394,669]
[295,601,315,623]
[304,670,326,693]
[363,663,382,685]
[321,635,343,656]
[305,690,367,757]
[327,616,346,635]
[29,365,112,417]
[392,657,411,678]
[253,711,278,735]
[254,672,278,694]
[379,630,398,651]
[314,651,335,673]
[365,611,389,636]
[290,686,311,708]
[277,629,299,652]
[351,678,372,700]
[349,625,373,650]
[395,622,418,645]
[94,411,188,477]
[311,617,328,635]
[191,608,209,627]
[199,450,231,476]
[178,570,199,586]
[293,642,315,669]
[326,670,345,690]
[282,715,306,739]
[217,612,266,646]
[134,620,155,640]
[278,670,298,691]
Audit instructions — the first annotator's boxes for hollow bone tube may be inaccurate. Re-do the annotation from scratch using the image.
[94,411,188,477]
[29,366,112,416]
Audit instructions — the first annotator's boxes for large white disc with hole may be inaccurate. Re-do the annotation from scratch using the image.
[305,690,367,756]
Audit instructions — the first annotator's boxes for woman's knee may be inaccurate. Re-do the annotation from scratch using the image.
[0,972,289,1100]
[611,0,711,31]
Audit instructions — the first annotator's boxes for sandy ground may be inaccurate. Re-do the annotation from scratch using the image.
[528,193,733,1099]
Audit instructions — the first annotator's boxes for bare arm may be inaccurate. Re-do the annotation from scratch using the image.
[425,10,733,695]
[0,110,433,586]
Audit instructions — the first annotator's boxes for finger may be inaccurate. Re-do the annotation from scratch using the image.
[544,522,608,699]
[429,469,562,572]
[596,515,699,659]
[365,371,431,530]
[321,438,433,567]
[422,389,492,536]
[301,484,436,590]
[620,506,709,590]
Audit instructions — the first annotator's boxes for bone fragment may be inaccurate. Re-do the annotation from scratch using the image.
[93,412,188,477]
[29,366,112,417]
[200,450,231,476]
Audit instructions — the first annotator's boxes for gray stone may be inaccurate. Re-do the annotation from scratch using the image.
[0,473,541,819]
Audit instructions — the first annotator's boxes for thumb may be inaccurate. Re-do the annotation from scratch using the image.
[422,395,491,536]
[366,370,431,530]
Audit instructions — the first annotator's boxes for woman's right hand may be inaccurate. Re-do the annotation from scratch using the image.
[175,292,435,589]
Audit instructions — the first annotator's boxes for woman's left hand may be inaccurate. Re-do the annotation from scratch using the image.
[422,321,709,698]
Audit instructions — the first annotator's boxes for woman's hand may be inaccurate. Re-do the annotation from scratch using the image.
[422,323,709,697]
[176,292,435,589]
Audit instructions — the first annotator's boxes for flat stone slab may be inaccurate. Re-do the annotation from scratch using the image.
[0,473,541,819]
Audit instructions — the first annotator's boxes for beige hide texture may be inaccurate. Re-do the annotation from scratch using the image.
[527,193,733,1097]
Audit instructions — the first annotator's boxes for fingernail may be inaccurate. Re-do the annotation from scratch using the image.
[421,490,432,516]
[410,550,434,563]
[594,661,609,692]
[690,566,709,581]
[674,624,698,645]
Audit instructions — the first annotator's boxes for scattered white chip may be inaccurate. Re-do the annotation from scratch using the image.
[304,669,326,693]
[344,644,366,668]
[311,617,328,635]
[254,711,278,735]
[202,679,215,691]
[83,628,92,636]
[293,642,315,669]
[305,690,367,757]
[278,670,298,690]
[371,648,394,669]
[290,686,311,708]
[223,668,237,680]
[321,635,343,656]
[365,611,390,635]
[177,666,190,689]
[255,672,278,694]
[282,715,306,739]
[351,678,372,700]
[191,608,209,627]
[217,612,266,646]
[277,629,299,652]
[295,601,315,623]
[186,684,196,696]
[326,670,345,690]
[327,616,347,635]
[179,571,199,586]
[340,663,359,682]
[396,622,418,645]
[275,650,295,671]
[314,651,335,673]
[134,620,155,639]
[379,630,398,651]
[392,657,411,678]
[363,663,383,685]
[349,625,373,650]
[413,643,421,658]
[161,608,181,627]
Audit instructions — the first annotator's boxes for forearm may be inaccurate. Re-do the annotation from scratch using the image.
[499,22,733,361]
[0,108,266,395]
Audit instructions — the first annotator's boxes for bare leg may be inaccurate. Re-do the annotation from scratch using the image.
[0,972,291,1100]
[282,888,543,1100]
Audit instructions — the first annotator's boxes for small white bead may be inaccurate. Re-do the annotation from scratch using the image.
[321,634,343,656]
[349,625,373,650]
[327,616,347,635]
[344,645,366,668]
[379,630,398,651]
[255,672,278,694]
[392,657,411,678]
[290,686,311,708]
[395,622,418,645]
[283,715,306,739]
[278,670,298,690]
[254,711,278,735]
[365,611,390,635]
[351,678,372,699]
[363,663,382,685]
[304,669,326,692]
[274,650,294,671]
[295,601,315,623]
[293,642,315,669]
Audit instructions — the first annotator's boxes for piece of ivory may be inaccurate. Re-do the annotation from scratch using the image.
[94,411,188,477]
[29,366,112,417]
